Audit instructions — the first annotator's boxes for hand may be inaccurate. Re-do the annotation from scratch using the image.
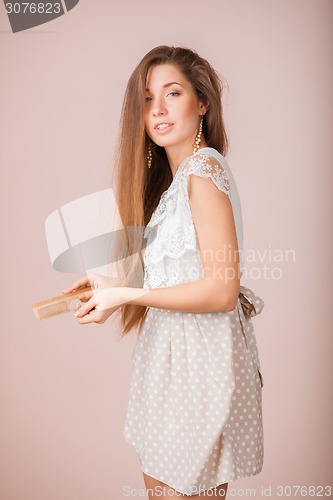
[62,273,124,325]
[74,286,129,324]
[73,300,119,325]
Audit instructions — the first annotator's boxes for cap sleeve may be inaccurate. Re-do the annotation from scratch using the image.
[182,153,231,197]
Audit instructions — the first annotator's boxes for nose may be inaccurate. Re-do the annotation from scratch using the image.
[151,96,167,117]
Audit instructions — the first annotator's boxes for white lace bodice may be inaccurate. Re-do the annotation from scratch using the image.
[143,147,244,289]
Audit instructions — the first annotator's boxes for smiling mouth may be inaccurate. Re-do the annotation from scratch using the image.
[155,123,173,130]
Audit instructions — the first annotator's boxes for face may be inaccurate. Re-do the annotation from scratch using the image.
[144,64,207,156]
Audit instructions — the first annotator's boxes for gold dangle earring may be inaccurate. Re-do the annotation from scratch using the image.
[147,142,152,169]
[193,115,204,154]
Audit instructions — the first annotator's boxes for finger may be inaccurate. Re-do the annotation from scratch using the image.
[77,291,93,302]
[74,296,96,317]
[62,276,91,294]
[75,309,102,325]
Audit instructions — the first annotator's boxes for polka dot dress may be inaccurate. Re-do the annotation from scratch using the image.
[123,149,265,495]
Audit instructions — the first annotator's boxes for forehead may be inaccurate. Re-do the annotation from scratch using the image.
[145,64,188,90]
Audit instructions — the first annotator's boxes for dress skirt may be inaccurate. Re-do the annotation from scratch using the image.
[123,285,265,496]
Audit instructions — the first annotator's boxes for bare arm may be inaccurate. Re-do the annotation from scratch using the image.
[123,276,236,313]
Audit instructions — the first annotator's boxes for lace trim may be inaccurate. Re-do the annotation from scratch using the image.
[144,172,183,236]
[144,218,198,264]
[181,153,231,196]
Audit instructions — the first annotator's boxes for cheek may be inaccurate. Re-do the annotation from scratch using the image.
[143,108,153,127]
[182,109,198,132]
[180,99,199,125]
[143,113,151,132]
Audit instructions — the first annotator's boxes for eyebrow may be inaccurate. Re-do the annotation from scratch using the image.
[145,81,184,92]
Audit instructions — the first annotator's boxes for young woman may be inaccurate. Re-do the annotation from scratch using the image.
[62,46,265,498]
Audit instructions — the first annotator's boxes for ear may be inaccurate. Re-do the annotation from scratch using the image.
[198,95,209,115]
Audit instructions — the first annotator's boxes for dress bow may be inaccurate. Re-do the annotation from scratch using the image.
[239,285,265,318]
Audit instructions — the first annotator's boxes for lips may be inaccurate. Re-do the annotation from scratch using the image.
[154,123,174,130]
[154,122,174,134]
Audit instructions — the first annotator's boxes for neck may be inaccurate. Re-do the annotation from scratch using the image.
[166,140,208,177]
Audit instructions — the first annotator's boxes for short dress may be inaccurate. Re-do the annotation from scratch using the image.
[123,147,265,496]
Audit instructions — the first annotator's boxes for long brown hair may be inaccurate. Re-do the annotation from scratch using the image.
[108,45,230,339]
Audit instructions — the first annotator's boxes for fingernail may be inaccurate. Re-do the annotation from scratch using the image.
[74,310,81,317]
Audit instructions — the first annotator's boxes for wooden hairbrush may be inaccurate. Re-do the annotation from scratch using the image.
[32,286,92,320]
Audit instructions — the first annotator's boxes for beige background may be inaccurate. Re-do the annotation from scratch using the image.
[1,0,332,498]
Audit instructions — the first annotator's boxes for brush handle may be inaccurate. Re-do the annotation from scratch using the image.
[32,285,93,309]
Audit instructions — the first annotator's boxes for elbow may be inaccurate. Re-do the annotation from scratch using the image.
[205,278,240,313]
[211,285,240,313]
[223,296,239,312]
[210,295,237,313]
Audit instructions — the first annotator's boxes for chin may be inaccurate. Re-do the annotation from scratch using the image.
[151,137,173,148]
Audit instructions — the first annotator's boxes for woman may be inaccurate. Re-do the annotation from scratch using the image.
[62,46,265,498]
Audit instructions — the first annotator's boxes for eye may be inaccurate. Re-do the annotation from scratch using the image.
[145,96,152,102]
[167,92,180,97]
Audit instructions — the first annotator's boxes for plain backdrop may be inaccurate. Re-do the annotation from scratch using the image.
[0,1,332,499]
